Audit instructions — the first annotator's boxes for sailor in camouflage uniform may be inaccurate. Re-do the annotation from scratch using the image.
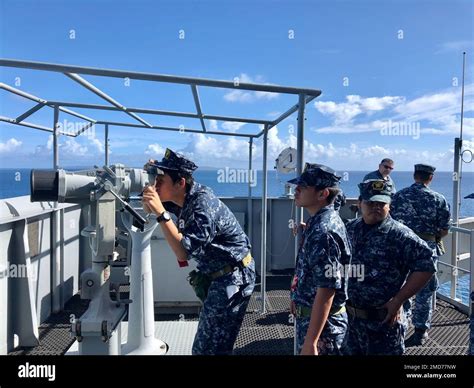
[390,164,451,346]
[363,158,397,193]
[343,179,436,355]
[304,163,346,212]
[288,165,351,355]
[142,149,255,355]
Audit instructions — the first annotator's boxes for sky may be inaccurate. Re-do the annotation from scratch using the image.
[0,0,473,172]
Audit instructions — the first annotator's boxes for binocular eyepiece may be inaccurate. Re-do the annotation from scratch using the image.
[30,170,60,202]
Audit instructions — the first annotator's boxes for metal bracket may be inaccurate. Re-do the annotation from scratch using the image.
[101,320,109,342]
[74,320,83,342]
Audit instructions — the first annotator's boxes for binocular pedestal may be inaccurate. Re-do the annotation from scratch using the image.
[121,211,167,355]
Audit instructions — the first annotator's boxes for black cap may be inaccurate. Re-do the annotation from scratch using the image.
[414,164,436,174]
[152,148,198,175]
[287,164,340,188]
[358,179,394,203]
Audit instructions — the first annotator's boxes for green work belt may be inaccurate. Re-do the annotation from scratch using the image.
[188,253,253,302]
[346,303,387,321]
[209,253,253,280]
[295,304,346,318]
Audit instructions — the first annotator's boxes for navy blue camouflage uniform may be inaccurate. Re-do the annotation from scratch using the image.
[288,166,352,355]
[343,180,435,355]
[363,170,396,193]
[390,164,450,332]
[152,149,255,355]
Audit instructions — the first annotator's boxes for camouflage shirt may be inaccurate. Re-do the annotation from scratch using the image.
[178,182,251,274]
[291,206,352,310]
[390,182,451,255]
[346,215,435,308]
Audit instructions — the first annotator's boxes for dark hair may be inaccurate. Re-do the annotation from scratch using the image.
[380,158,394,165]
[166,170,194,193]
[414,171,432,182]
[315,186,340,205]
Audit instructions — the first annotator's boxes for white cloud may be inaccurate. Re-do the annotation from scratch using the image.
[90,138,105,153]
[315,95,404,124]
[145,143,166,157]
[60,139,88,156]
[208,119,218,131]
[223,73,279,103]
[315,120,388,134]
[221,121,246,132]
[224,90,254,103]
[32,130,105,159]
[435,40,473,54]
[46,135,53,150]
[0,138,22,154]
[204,120,246,133]
[313,85,474,137]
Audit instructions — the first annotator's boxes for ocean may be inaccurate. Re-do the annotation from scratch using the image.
[1,168,473,217]
[1,167,471,304]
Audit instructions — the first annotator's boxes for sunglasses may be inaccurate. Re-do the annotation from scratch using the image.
[383,165,394,170]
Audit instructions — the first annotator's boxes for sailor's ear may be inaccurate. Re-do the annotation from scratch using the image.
[320,188,330,199]
[178,177,186,189]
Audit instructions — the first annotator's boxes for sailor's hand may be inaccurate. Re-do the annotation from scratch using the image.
[142,185,165,215]
[300,339,318,356]
[292,222,306,236]
[143,159,156,170]
[381,296,403,326]
[143,202,152,214]
[290,299,296,315]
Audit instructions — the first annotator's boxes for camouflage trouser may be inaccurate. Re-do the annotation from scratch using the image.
[404,259,438,330]
[192,267,255,355]
[295,311,348,355]
[342,314,407,355]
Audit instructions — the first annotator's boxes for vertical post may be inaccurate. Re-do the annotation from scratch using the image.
[53,105,59,170]
[247,138,253,245]
[296,94,305,242]
[451,137,461,300]
[105,124,109,166]
[470,229,474,316]
[260,126,268,314]
[294,94,306,354]
[52,105,62,312]
[452,53,466,302]
[470,230,474,355]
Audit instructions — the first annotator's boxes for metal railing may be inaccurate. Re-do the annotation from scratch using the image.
[0,58,324,314]
[437,225,474,315]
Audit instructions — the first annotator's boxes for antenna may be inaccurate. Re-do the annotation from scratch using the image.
[459,51,466,141]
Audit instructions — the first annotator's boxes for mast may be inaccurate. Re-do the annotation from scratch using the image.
[450,52,466,299]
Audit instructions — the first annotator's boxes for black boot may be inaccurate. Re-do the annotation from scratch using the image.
[405,328,428,347]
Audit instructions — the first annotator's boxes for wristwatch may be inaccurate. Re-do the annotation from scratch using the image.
[156,211,171,224]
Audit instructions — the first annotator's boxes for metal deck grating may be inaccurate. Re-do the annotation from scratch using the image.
[7,276,471,356]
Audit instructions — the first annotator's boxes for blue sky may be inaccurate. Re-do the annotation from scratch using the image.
[0,0,473,171]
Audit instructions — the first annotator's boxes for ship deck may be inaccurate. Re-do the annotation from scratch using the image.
[8,276,470,356]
